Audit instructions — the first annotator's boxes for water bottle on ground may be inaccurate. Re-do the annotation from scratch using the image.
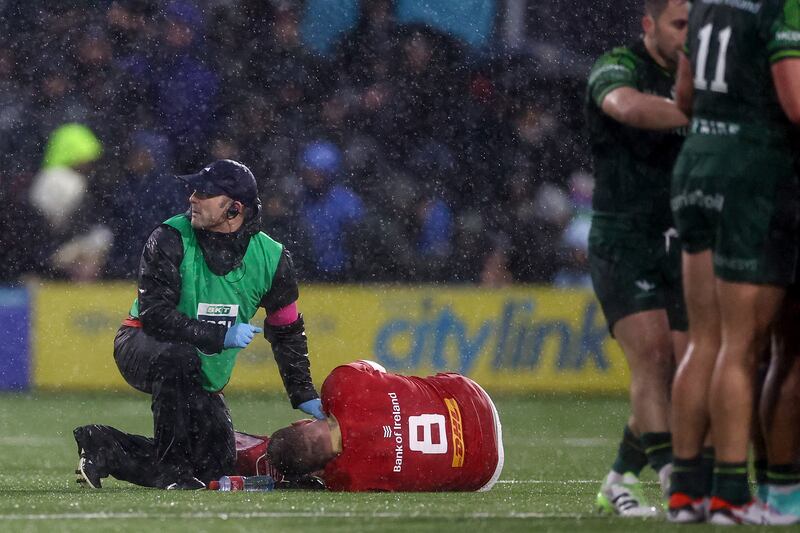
[212,475,275,492]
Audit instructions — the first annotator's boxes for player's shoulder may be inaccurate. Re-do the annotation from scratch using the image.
[770,0,800,15]
[430,372,481,392]
[353,360,387,372]
[322,361,390,405]
[771,0,800,28]
[325,360,386,385]
[764,0,800,59]
[588,45,641,91]
[590,46,640,75]
[332,360,386,374]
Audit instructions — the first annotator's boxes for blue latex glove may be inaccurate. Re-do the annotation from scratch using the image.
[223,323,263,349]
[297,398,326,420]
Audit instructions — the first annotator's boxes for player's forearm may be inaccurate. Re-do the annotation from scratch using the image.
[612,94,687,130]
[602,87,688,130]
[674,53,694,118]
[264,314,319,407]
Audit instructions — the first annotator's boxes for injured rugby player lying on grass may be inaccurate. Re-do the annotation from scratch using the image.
[75,360,504,491]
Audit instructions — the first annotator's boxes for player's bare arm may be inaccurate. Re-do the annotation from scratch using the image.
[772,58,800,124]
[674,52,693,118]
[601,86,688,130]
[599,1,688,130]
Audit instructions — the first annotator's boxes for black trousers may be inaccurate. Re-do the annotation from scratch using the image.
[86,326,235,487]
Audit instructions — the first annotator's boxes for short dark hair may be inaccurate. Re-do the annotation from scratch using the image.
[267,425,328,476]
[645,0,675,19]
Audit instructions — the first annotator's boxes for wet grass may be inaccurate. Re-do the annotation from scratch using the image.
[0,392,745,532]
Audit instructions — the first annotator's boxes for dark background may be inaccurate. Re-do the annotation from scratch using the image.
[0,0,642,285]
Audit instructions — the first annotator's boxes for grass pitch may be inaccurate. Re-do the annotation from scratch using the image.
[0,393,750,532]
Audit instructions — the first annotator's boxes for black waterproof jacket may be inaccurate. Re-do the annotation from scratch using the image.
[136,204,318,407]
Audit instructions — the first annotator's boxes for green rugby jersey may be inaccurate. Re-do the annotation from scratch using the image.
[585,41,685,227]
[686,0,800,143]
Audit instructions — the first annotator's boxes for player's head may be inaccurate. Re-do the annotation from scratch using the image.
[267,419,337,476]
[643,0,688,70]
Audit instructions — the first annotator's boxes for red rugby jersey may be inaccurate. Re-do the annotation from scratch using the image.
[234,431,283,481]
[321,361,503,492]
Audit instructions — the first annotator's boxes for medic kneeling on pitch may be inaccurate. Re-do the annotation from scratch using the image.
[75,361,504,491]
[237,360,504,492]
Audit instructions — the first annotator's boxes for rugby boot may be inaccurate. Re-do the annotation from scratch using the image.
[666,492,706,523]
[596,472,658,517]
[707,497,763,525]
[764,486,800,525]
[76,452,103,489]
[73,426,106,489]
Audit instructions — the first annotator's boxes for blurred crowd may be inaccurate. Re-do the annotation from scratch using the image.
[0,0,612,286]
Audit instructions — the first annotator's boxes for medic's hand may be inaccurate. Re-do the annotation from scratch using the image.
[223,323,263,349]
[297,398,326,420]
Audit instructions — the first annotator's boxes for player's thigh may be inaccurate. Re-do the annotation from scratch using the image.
[681,250,719,338]
[671,142,722,256]
[589,225,675,335]
[715,147,799,285]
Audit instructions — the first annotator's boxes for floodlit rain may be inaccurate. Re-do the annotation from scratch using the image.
[0,1,642,285]
[6,0,782,529]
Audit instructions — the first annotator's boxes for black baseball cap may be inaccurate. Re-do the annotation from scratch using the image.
[176,159,258,206]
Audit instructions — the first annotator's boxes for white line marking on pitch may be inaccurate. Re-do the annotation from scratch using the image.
[562,438,610,447]
[0,512,588,521]
[496,480,600,484]
[496,479,659,485]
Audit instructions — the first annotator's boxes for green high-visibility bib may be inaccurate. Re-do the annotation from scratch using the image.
[130,214,283,391]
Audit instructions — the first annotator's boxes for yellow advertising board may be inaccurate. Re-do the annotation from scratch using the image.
[32,282,133,390]
[33,283,628,393]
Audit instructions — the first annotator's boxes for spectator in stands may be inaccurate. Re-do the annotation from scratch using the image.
[333,0,398,87]
[375,26,467,164]
[106,131,184,278]
[296,140,365,280]
[0,160,50,283]
[105,0,159,131]
[553,172,594,288]
[258,2,329,143]
[503,180,572,283]
[0,1,603,285]
[0,45,36,177]
[29,123,112,280]
[152,1,219,168]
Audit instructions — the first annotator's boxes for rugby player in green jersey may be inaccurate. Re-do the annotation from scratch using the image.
[585,0,689,517]
[668,0,800,525]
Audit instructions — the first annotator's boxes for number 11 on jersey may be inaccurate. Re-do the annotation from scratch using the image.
[695,24,732,93]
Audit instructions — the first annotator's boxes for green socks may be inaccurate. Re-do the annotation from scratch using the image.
[611,425,648,476]
[671,455,704,498]
[712,461,751,505]
[640,431,672,473]
[701,447,716,497]
[767,464,800,486]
